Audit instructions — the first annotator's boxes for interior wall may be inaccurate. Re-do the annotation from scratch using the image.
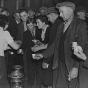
[0,0,88,15]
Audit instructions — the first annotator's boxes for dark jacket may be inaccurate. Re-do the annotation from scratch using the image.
[42,16,88,72]
[20,30,34,62]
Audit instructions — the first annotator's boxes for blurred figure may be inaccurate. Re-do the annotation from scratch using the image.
[0,15,21,88]
[17,9,29,41]
[28,9,35,18]
[45,7,63,45]
[39,7,62,88]
[75,6,88,24]
[1,8,9,16]
[32,15,51,88]
[72,43,88,88]
[16,9,29,81]
[34,2,88,88]
[0,7,3,14]
[13,10,21,24]
[18,19,35,88]
[39,6,47,16]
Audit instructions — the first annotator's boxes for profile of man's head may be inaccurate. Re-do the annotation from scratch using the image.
[56,2,75,21]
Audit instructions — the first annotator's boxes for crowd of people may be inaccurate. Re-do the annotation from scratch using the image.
[0,1,88,88]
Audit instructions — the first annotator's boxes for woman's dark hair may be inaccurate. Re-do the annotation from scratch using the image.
[0,15,8,28]
[36,15,48,25]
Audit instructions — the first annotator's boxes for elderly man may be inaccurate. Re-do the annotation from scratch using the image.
[41,7,62,87]
[34,1,88,88]
[45,7,63,46]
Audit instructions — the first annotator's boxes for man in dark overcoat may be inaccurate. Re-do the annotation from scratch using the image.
[34,1,88,88]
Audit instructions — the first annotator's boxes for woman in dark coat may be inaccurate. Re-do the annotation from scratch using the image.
[31,15,51,88]
[18,19,37,88]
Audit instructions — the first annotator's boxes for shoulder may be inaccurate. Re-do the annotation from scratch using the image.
[4,31,11,36]
[23,30,32,37]
[75,17,87,26]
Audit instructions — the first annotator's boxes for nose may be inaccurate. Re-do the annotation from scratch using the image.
[60,12,62,17]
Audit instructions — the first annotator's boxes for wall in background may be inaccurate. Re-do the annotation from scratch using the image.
[0,0,88,15]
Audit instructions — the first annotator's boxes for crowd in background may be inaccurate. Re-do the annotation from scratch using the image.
[0,1,88,88]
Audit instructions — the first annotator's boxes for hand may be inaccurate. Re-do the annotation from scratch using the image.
[74,49,87,60]
[32,54,43,60]
[31,46,40,52]
[68,67,78,81]
[17,49,24,54]
[15,40,22,45]
[42,62,49,69]
[72,43,83,52]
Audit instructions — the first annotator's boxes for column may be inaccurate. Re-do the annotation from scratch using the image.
[1,0,4,7]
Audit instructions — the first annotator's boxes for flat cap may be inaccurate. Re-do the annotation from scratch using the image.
[45,7,58,15]
[56,1,75,10]
[39,6,47,11]
[75,6,88,13]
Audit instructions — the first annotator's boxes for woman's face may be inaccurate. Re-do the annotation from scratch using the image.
[27,22,34,31]
[36,19,44,29]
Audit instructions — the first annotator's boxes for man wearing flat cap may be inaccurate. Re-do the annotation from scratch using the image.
[41,7,62,87]
[34,1,88,88]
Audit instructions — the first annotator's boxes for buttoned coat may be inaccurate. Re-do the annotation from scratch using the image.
[42,16,88,88]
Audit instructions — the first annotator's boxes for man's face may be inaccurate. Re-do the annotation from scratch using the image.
[40,9,46,15]
[59,6,73,21]
[47,13,55,23]
[15,13,20,21]
[28,10,35,18]
[2,11,9,16]
[27,22,34,31]
[77,11,86,20]
[20,11,28,22]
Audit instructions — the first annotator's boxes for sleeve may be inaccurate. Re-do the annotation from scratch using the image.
[20,32,28,52]
[81,43,88,68]
[73,21,88,68]
[5,31,14,44]
[42,41,55,59]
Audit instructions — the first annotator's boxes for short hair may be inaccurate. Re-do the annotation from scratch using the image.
[0,15,8,28]
[1,8,9,13]
[36,15,48,25]
[20,8,28,14]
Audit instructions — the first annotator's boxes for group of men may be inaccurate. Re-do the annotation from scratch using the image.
[33,1,88,88]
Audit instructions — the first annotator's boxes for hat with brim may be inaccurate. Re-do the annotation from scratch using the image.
[56,1,75,10]
[39,7,47,11]
[75,6,87,13]
[45,7,58,15]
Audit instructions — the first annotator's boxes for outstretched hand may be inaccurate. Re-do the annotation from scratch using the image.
[73,49,87,61]
[32,53,43,60]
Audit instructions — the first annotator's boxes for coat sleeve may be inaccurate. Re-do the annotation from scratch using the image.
[73,21,88,68]
[42,41,55,59]
[20,32,28,52]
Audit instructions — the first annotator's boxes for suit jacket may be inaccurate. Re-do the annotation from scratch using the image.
[16,22,24,41]
[7,16,18,40]
[48,16,62,46]
[42,16,88,72]
[20,30,34,62]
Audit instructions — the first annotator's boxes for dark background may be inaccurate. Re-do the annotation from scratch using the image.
[0,0,88,15]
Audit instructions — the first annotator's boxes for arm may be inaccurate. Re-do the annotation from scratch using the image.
[5,31,21,50]
[73,21,88,68]
[31,44,48,52]
[42,41,55,59]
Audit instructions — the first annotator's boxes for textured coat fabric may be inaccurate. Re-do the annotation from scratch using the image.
[78,45,88,88]
[42,16,88,88]
[42,16,62,86]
